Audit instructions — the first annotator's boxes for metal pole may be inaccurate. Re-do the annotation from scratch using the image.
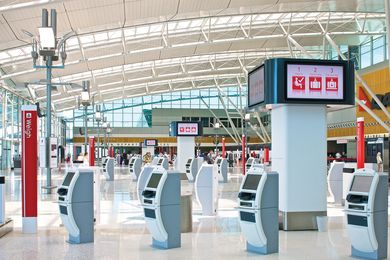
[45,56,52,193]
[84,105,88,152]
[97,121,100,165]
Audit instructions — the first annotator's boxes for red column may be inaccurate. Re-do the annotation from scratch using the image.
[21,105,38,233]
[222,137,226,158]
[108,146,114,158]
[89,137,95,166]
[264,147,270,165]
[357,117,365,169]
[242,134,246,175]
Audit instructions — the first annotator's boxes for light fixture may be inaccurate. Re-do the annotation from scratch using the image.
[95,111,102,121]
[214,122,220,129]
[38,27,55,49]
[245,113,251,122]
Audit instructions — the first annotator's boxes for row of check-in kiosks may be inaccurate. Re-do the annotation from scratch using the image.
[57,159,388,259]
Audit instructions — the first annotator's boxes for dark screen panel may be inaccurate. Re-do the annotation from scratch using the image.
[146,173,163,189]
[62,172,75,186]
[242,174,262,190]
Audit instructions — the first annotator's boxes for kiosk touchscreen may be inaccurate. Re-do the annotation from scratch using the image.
[141,168,181,249]
[58,169,94,244]
[129,157,142,181]
[137,165,157,202]
[238,169,279,255]
[215,157,228,183]
[102,157,115,181]
[345,169,388,259]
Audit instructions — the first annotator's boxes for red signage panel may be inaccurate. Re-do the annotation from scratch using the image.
[21,105,38,219]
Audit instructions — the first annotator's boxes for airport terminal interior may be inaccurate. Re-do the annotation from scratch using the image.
[1,0,390,259]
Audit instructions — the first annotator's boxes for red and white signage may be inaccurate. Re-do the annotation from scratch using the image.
[89,137,95,166]
[287,64,344,100]
[21,105,38,233]
[177,122,199,136]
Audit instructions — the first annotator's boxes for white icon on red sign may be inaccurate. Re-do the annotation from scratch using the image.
[26,113,32,119]
[325,77,338,91]
[308,76,322,91]
[179,127,184,133]
[186,127,190,132]
[191,127,196,132]
[292,76,305,90]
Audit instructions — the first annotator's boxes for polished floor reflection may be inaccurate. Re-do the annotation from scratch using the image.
[0,166,387,259]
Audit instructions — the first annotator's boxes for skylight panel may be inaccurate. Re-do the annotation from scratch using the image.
[94,32,108,42]
[80,35,94,44]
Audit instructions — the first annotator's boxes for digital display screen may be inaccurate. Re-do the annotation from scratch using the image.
[62,172,75,186]
[248,65,265,107]
[158,159,163,164]
[130,158,135,164]
[146,173,163,189]
[286,64,344,100]
[216,159,221,164]
[177,122,199,136]
[242,174,262,190]
[350,176,373,193]
[144,139,157,146]
[187,159,192,164]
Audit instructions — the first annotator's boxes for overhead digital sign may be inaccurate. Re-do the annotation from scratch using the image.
[248,65,265,108]
[169,121,202,137]
[144,139,158,146]
[247,58,355,107]
[286,64,344,100]
[177,122,199,136]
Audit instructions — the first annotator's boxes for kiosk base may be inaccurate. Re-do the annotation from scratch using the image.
[0,218,13,238]
[352,247,383,260]
[247,242,273,255]
[280,211,327,230]
[152,238,180,249]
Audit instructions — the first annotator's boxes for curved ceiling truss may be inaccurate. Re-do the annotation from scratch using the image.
[0,11,386,111]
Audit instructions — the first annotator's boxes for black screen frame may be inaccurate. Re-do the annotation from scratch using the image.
[284,59,348,104]
[247,64,265,108]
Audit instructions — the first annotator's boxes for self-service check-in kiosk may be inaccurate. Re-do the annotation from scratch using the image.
[215,157,228,183]
[185,157,203,182]
[195,164,218,215]
[137,165,157,202]
[57,169,94,244]
[238,168,278,254]
[327,161,345,204]
[345,169,388,260]
[102,157,115,181]
[129,157,142,181]
[156,157,169,170]
[141,168,181,249]
[246,157,260,171]
[0,176,13,238]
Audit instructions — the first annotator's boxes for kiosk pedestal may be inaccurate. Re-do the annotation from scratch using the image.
[0,176,13,238]
[129,157,142,181]
[195,164,218,215]
[327,161,345,204]
[238,168,279,254]
[102,157,115,181]
[58,169,94,244]
[141,169,181,249]
[345,169,388,260]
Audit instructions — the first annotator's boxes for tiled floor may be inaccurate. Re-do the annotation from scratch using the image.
[0,166,387,259]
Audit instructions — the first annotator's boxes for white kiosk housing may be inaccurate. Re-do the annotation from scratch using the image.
[137,165,156,202]
[0,176,13,238]
[156,157,169,170]
[185,157,203,182]
[141,168,181,249]
[245,157,260,171]
[238,168,279,254]
[215,157,228,183]
[57,169,94,244]
[102,157,115,181]
[195,164,218,215]
[129,157,142,181]
[327,161,345,204]
[345,169,388,259]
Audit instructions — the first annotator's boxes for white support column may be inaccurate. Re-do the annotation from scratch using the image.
[176,137,195,173]
[272,104,327,230]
